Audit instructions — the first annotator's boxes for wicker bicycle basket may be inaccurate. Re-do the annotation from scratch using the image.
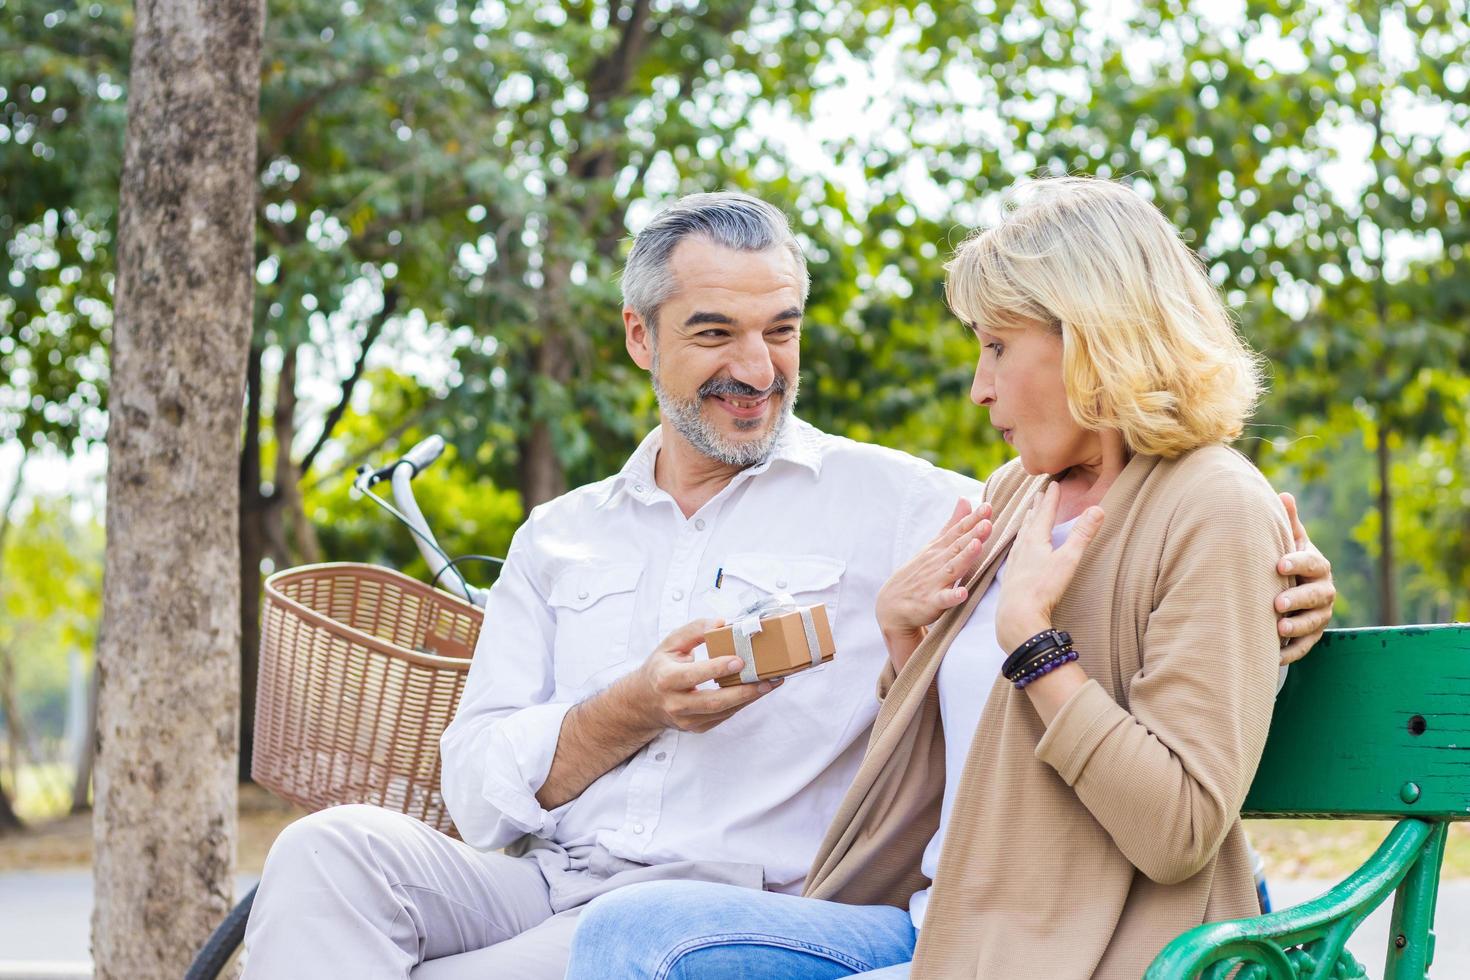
[252,563,482,836]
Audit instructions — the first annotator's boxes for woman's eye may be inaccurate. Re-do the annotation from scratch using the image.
[985,342,1004,357]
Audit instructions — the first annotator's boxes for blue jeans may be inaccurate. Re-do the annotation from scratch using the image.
[565,880,916,980]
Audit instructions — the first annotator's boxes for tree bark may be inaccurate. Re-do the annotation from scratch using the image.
[239,344,265,782]
[1375,417,1398,626]
[95,0,262,975]
[518,262,574,508]
[0,778,20,834]
[71,661,97,814]
[0,449,27,832]
[268,344,321,566]
[0,645,23,801]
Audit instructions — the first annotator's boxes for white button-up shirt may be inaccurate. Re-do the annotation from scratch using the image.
[440,417,981,893]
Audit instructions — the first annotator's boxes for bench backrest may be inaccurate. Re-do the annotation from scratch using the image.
[1244,623,1470,820]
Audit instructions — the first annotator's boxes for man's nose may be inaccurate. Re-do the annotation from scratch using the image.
[729,334,777,392]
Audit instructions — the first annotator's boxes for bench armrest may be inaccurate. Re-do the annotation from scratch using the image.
[1144,819,1446,980]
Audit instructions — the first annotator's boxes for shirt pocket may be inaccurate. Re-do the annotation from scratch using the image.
[548,561,644,692]
[717,553,846,629]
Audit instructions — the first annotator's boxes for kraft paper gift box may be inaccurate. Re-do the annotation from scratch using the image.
[704,599,836,687]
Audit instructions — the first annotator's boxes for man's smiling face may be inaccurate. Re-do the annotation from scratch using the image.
[625,237,803,467]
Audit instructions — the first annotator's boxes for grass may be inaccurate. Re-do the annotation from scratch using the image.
[1246,818,1470,880]
[3,789,1469,881]
[0,782,306,872]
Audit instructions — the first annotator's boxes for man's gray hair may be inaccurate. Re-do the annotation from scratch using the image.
[621,192,811,333]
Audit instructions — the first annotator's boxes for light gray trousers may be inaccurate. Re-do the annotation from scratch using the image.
[240,803,764,979]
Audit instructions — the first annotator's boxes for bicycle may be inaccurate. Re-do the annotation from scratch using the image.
[186,435,499,980]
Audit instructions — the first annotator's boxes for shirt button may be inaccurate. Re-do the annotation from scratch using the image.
[634,483,646,494]
[694,518,706,530]
[632,823,645,834]
[672,589,684,601]
[776,578,788,589]
[577,590,589,600]
[654,752,667,762]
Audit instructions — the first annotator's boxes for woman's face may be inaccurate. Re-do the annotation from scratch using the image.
[970,322,1101,476]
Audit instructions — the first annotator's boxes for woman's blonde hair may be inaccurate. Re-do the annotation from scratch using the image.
[945,176,1264,458]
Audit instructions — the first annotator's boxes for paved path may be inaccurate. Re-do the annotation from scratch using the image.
[1,871,1466,977]
[0,871,257,978]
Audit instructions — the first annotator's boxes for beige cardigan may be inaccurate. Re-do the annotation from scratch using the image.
[804,445,1291,979]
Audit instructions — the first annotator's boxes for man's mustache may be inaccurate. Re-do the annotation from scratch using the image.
[698,375,790,400]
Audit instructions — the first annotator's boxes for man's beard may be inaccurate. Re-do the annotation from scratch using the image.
[651,358,798,468]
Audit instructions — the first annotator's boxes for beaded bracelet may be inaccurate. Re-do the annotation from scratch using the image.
[1016,648,1079,689]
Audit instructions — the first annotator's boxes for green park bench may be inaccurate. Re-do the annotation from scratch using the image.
[1146,623,1470,979]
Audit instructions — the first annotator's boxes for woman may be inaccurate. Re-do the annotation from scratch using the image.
[564,176,1297,979]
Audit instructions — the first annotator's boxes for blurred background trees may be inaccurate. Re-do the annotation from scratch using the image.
[1,0,1466,815]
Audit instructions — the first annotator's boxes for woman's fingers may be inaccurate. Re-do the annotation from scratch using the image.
[941,497,972,534]
[954,522,989,581]
[1029,484,1061,539]
[1053,505,1105,574]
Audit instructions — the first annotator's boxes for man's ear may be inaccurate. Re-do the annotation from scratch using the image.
[625,306,654,371]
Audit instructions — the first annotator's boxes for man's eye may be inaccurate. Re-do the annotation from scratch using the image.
[770,325,798,337]
[698,329,729,339]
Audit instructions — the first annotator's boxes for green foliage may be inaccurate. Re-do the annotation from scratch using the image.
[0,1,125,449]
[1,0,1465,625]
[304,369,523,579]
[0,495,102,736]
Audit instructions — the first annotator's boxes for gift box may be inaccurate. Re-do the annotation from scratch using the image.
[704,597,836,687]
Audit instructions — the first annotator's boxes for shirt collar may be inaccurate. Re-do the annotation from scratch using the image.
[614,415,824,502]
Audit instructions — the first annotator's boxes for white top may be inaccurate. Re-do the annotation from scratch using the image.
[440,417,981,893]
[909,517,1077,928]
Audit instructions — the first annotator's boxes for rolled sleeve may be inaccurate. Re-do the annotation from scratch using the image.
[445,700,575,845]
[439,521,571,850]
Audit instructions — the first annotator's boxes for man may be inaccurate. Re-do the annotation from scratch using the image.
[242,193,1335,979]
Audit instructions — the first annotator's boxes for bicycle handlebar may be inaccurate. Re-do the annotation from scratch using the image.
[355,435,446,491]
[401,434,445,474]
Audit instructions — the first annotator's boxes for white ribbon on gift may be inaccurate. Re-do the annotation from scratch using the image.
[730,593,824,684]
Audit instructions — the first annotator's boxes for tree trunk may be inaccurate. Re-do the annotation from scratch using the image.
[271,345,321,566]
[518,260,574,509]
[0,448,27,807]
[71,661,98,813]
[0,645,23,799]
[95,0,262,975]
[0,779,20,834]
[239,344,265,782]
[1375,418,1398,626]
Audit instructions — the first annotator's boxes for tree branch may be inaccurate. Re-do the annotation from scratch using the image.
[296,287,400,478]
[588,0,655,104]
[298,396,442,496]
[259,65,377,163]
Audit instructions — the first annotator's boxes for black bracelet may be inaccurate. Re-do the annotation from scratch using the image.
[1015,646,1073,675]
[1002,629,1072,681]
